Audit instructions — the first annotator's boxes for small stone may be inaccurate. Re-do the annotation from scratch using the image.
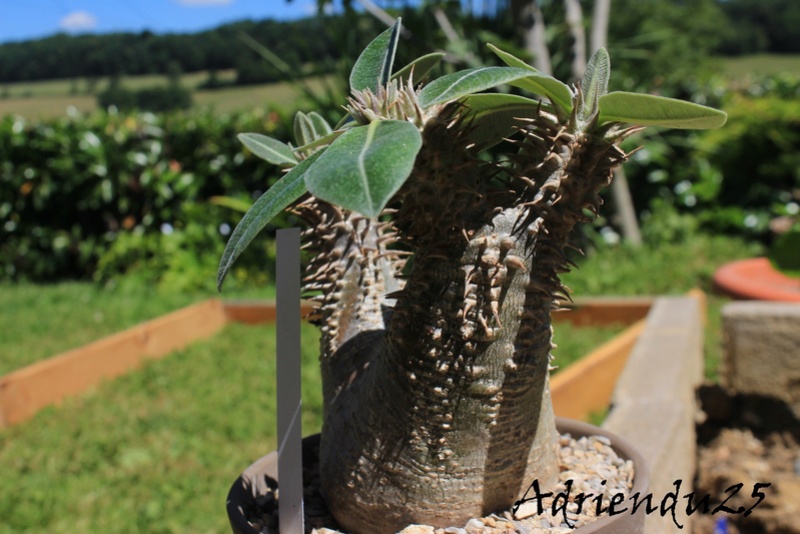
[465,518,485,532]
[594,435,611,445]
[399,525,436,534]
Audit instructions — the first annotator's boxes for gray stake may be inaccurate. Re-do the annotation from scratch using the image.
[276,228,304,534]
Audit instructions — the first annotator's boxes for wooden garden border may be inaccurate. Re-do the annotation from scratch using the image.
[0,293,704,429]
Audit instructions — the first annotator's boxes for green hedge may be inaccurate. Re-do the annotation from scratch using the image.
[4,76,795,287]
[0,108,293,287]
[620,74,800,240]
[694,93,800,235]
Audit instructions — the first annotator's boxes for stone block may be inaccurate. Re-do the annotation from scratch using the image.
[722,302,800,418]
[603,296,704,534]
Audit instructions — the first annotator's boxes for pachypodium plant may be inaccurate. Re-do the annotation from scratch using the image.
[218,20,725,534]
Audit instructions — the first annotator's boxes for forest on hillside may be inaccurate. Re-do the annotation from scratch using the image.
[0,17,342,84]
[0,0,797,84]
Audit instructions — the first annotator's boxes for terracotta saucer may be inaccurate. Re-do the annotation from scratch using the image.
[713,257,800,302]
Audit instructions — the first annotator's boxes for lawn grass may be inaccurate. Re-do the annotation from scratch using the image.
[551,321,626,372]
[0,282,275,375]
[0,71,235,99]
[561,232,763,379]
[0,321,322,533]
[0,73,341,120]
[720,53,800,78]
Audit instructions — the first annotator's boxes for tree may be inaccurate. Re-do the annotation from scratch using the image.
[219,21,725,532]
[716,0,800,54]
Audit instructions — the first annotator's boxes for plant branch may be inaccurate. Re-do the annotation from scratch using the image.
[353,0,412,37]
[564,0,587,81]
[590,0,611,52]
[519,0,552,75]
[432,7,482,68]
[610,166,642,246]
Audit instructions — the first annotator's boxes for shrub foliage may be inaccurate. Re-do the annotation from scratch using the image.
[0,108,292,286]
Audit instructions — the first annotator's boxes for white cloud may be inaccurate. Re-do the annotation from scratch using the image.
[59,11,98,32]
[176,0,233,5]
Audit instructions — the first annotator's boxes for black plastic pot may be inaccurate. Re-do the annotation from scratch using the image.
[226,418,649,534]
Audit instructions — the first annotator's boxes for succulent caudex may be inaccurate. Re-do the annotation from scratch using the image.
[299,98,638,533]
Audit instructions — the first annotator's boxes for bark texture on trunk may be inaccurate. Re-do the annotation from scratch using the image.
[301,103,634,533]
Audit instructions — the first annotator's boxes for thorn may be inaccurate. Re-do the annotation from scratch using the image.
[490,300,502,327]
[463,297,477,319]
[517,175,537,188]
[504,255,527,272]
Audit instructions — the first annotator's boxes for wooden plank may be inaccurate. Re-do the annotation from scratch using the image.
[550,319,647,421]
[552,296,653,327]
[224,297,653,327]
[0,299,227,428]
[550,289,704,421]
[223,300,317,324]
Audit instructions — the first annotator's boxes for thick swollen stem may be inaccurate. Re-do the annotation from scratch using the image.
[293,198,402,409]
[320,208,559,533]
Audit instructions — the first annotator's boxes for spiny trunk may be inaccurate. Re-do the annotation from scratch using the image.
[303,105,634,533]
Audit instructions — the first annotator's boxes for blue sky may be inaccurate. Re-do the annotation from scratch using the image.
[0,0,345,44]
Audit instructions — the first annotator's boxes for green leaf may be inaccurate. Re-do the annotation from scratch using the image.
[308,112,333,137]
[350,18,402,92]
[418,66,535,109]
[217,151,322,290]
[461,93,541,149]
[294,128,346,155]
[580,48,610,122]
[487,44,574,112]
[294,112,316,148]
[237,133,297,167]
[304,120,422,218]
[210,195,252,213]
[598,92,728,129]
[462,93,542,116]
[487,43,540,72]
[391,52,446,83]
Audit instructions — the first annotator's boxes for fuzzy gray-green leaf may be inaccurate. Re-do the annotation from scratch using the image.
[392,52,445,83]
[217,151,322,290]
[238,133,297,166]
[580,48,610,122]
[418,66,535,109]
[350,19,402,92]
[294,129,345,155]
[294,112,318,148]
[304,120,422,218]
[487,44,574,113]
[308,112,333,137]
[598,92,728,129]
[461,93,541,149]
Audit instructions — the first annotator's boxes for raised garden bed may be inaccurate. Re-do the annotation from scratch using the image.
[0,296,651,429]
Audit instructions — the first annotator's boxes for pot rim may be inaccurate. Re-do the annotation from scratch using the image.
[226,418,649,533]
